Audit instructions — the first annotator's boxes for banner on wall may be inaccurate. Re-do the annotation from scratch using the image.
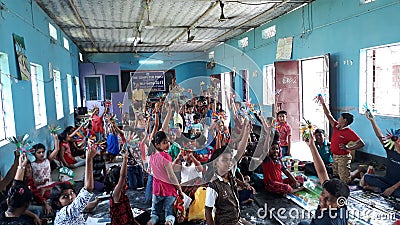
[130,71,165,91]
[12,34,31,80]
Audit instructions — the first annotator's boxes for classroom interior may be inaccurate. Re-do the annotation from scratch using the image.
[0,0,399,224]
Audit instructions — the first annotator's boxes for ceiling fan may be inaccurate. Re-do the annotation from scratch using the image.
[218,0,238,22]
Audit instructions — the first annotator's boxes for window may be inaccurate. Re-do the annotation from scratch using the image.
[63,37,70,50]
[75,77,82,107]
[262,25,276,39]
[238,37,249,48]
[67,74,74,114]
[0,53,16,146]
[263,64,275,105]
[360,43,400,117]
[31,63,47,129]
[53,70,64,119]
[49,23,57,40]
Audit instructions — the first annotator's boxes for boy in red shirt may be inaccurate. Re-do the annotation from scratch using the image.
[276,110,292,157]
[317,96,364,184]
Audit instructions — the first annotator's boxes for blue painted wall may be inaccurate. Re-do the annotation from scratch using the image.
[0,0,80,174]
[206,0,400,157]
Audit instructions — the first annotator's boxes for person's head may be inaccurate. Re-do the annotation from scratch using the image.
[314,129,326,144]
[319,178,350,209]
[193,114,201,124]
[50,183,75,210]
[269,142,280,160]
[234,102,241,110]
[6,184,32,212]
[218,121,225,132]
[211,148,233,176]
[197,100,203,107]
[31,143,46,162]
[152,131,170,151]
[339,113,354,127]
[195,135,206,149]
[24,161,33,179]
[277,111,287,123]
[182,150,193,164]
[135,82,140,89]
[108,165,125,188]
[174,123,183,135]
[186,105,193,113]
[92,106,99,116]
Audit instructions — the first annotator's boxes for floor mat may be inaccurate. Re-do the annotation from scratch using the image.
[285,181,400,225]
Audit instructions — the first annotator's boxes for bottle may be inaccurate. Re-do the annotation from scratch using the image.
[294,160,299,176]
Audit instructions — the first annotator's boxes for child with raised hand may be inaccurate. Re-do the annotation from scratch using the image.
[108,151,138,225]
[299,131,350,225]
[50,143,97,225]
[0,153,36,225]
[107,120,126,163]
[363,112,400,197]
[147,131,184,225]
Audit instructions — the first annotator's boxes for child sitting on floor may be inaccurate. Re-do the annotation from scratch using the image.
[50,144,97,224]
[31,134,63,199]
[262,132,304,195]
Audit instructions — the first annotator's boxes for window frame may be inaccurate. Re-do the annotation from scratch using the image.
[53,70,64,120]
[30,63,47,129]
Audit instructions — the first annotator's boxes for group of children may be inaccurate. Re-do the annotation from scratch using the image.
[0,75,399,225]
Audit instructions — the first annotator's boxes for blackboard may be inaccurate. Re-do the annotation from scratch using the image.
[130,71,165,91]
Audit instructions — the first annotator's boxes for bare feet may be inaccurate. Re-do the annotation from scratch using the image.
[165,221,173,225]
[147,221,154,225]
[363,185,380,193]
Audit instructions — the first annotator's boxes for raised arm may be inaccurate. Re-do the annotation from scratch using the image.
[113,153,128,202]
[365,112,384,145]
[308,132,329,184]
[0,150,19,191]
[161,102,172,132]
[15,153,28,181]
[84,144,97,192]
[317,95,336,127]
[48,134,60,161]
[234,119,251,163]
[68,123,84,139]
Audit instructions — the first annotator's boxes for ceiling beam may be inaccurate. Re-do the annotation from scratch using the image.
[68,0,98,52]
[60,25,252,30]
[131,0,148,52]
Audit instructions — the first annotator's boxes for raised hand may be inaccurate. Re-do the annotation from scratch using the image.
[19,153,28,167]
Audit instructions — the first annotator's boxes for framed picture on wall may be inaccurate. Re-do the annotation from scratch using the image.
[12,33,31,80]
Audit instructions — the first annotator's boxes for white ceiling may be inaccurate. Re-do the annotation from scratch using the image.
[35,0,313,53]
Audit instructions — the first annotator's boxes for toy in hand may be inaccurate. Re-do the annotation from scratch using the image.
[7,134,35,162]
[104,100,112,108]
[48,124,61,135]
[300,118,315,141]
[383,129,400,151]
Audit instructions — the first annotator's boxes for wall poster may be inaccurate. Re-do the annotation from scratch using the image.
[12,34,31,80]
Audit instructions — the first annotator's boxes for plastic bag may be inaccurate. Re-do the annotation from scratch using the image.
[188,186,207,221]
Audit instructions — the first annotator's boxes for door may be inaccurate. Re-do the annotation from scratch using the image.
[84,75,104,112]
[274,60,301,142]
[105,75,120,100]
[301,55,330,136]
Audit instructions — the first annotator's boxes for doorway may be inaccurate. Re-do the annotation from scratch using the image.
[84,75,103,112]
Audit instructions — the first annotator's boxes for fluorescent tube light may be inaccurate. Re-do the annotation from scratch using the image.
[139,60,164,65]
